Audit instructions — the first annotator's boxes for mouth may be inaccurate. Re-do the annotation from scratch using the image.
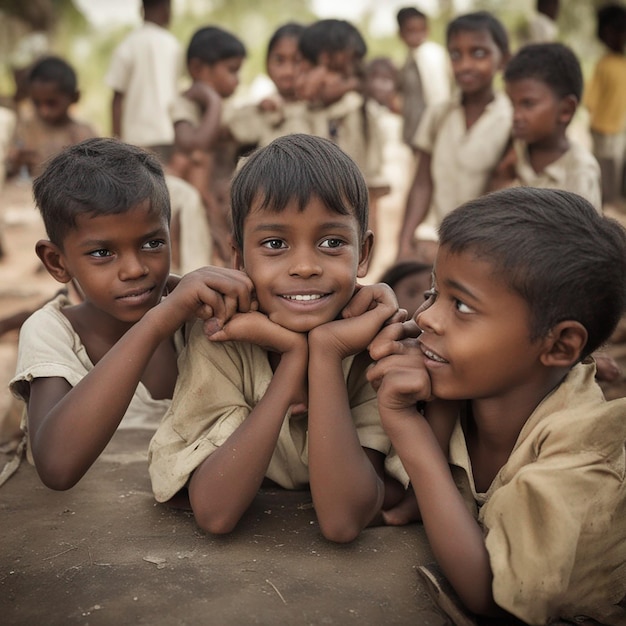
[419,341,448,364]
[116,286,155,303]
[281,293,326,302]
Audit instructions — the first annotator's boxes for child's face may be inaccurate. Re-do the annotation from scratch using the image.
[197,56,243,98]
[267,36,302,100]
[447,29,504,97]
[235,195,372,334]
[56,200,170,326]
[30,80,77,126]
[399,16,428,49]
[506,78,570,144]
[415,246,545,401]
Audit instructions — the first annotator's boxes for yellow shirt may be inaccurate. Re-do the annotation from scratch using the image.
[584,52,626,135]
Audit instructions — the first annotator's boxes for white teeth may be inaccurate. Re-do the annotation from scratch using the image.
[424,348,446,363]
[283,294,323,301]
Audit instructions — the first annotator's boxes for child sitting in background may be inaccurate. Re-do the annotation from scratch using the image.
[379,260,432,319]
[169,25,246,264]
[148,134,409,540]
[7,55,97,178]
[584,3,626,207]
[369,187,626,625]
[9,138,255,490]
[491,42,602,211]
[227,22,310,150]
[397,12,512,264]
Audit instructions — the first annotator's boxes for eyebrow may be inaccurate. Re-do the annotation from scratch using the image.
[443,278,479,302]
[250,221,355,233]
[77,227,168,248]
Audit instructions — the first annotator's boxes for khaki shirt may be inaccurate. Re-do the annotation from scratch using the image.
[413,92,512,228]
[513,139,602,212]
[449,361,626,625]
[148,319,407,501]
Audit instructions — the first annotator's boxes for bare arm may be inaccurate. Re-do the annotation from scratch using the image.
[173,83,222,154]
[306,284,402,542]
[111,91,123,138]
[397,149,433,261]
[187,312,308,534]
[26,267,254,490]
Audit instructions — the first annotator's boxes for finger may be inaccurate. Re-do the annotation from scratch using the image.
[342,283,397,319]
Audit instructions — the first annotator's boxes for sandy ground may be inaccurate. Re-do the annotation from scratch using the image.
[1,114,626,625]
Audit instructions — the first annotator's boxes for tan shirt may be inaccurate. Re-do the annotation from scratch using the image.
[106,22,183,147]
[413,92,512,228]
[148,319,407,501]
[513,138,602,212]
[449,361,626,625]
[584,52,626,135]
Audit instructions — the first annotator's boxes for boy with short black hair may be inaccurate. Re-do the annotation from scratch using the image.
[169,25,247,263]
[9,137,254,490]
[491,42,602,210]
[149,134,409,541]
[369,186,626,624]
[7,55,96,178]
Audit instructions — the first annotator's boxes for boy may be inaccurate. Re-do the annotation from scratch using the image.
[396,12,512,264]
[491,43,602,211]
[148,134,409,541]
[9,138,255,490]
[7,55,96,178]
[106,0,183,165]
[369,187,626,625]
[169,25,246,264]
[395,7,451,148]
[585,3,626,207]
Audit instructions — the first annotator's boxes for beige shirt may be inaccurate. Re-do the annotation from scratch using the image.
[413,92,512,229]
[513,138,602,212]
[308,92,388,189]
[228,99,311,148]
[106,22,183,147]
[148,319,407,501]
[449,361,626,625]
[10,294,184,432]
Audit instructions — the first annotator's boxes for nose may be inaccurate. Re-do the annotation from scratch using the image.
[118,253,149,281]
[416,297,441,334]
[288,249,322,278]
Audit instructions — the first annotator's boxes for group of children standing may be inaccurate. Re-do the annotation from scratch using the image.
[1,2,626,625]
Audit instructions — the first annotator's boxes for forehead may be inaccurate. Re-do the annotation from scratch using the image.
[401,16,427,31]
[505,76,557,99]
[29,80,71,99]
[447,28,498,49]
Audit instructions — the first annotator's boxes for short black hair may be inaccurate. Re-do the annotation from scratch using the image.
[29,56,77,95]
[446,11,510,57]
[33,138,170,248]
[396,7,427,29]
[187,26,246,65]
[267,22,305,60]
[597,3,626,42]
[230,134,369,250]
[438,187,626,358]
[298,19,367,65]
[505,43,583,101]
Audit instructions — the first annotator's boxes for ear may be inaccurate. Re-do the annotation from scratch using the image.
[539,320,588,368]
[356,230,374,278]
[35,240,73,284]
[187,57,203,81]
[71,90,80,105]
[558,95,577,125]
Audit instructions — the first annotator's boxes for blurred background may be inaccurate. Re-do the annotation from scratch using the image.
[0,0,616,134]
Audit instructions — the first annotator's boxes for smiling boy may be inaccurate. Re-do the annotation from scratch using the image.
[148,134,409,541]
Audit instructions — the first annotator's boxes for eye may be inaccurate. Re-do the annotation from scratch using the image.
[262,238,287,250]
[88,249,112,258]
[472,48,487,59]
[142,239,165,250]
[319,238,344,249]
[455,299,473,314]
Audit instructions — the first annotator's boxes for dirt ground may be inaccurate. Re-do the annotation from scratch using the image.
[1,116,626,624]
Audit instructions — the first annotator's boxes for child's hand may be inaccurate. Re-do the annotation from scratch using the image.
[207,310,307,356]
[258,95,282,113]
[309,283,401,360]
[156,266,255,334]
[296,65,329,102]
[184,81,220,107]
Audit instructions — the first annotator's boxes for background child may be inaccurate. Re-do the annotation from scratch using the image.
[227,22,310,150]
[6,55,97,179]
[9,137,255,490]
[379,260,432,319]
[149,134,409,540]
[105,0,183,165]
[169,25,246,264]
[518,0,560,47]
[584,2,626,208]
[491,42,602,211]
[396,11,512,264]
[395,7,452,148]
[369,187,626,625]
